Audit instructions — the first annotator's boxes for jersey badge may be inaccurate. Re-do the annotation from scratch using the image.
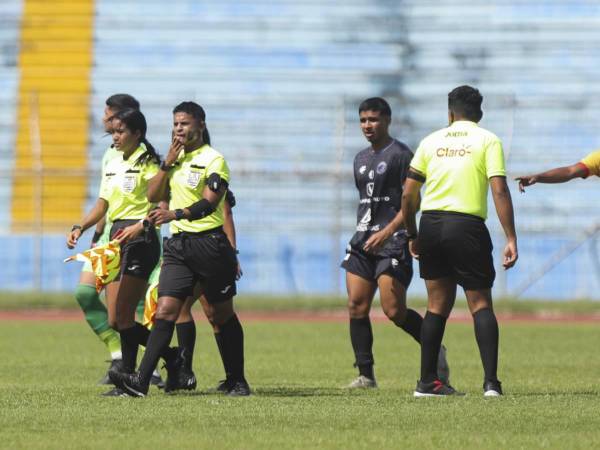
[366,182,374,197]
[376,161,387,174]
[187,169,202,188]
[359,165,367,175]
[121,174,137,194]
[368,170,375,180]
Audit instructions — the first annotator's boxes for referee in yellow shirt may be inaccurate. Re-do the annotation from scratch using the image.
[516,150,600,189]
[111,101,249,397]
[68,108,177,395]
[402,86,518,397]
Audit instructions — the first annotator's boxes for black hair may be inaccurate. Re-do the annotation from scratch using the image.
[358,97,392,117]
[105,94,140,112]
[111,108,160,166]
[448,85,483,122]
[172,101,211,145]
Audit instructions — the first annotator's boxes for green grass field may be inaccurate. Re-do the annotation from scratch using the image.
[1,315,600,449]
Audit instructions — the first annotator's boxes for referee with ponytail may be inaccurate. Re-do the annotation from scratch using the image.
[111,101,250,397]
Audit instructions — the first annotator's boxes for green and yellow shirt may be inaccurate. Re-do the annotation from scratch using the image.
[168,144,230,234]
[410,120,506,220]
[99,144,158,222]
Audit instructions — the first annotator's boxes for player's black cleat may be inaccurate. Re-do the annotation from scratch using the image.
[208,378,236,394]
[98,359,123,385]
[483,379,503,397]
[100,387,129,397]
[110,371,148,398]
[150,370,166,389]
[163,347,184,393]
[227,379,251,397]
[177,368,197,391]
[413,379,461,397]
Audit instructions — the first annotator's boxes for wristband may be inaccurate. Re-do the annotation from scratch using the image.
[174,209,185,221]
[406,232,418,240]
[71,224,82,232]
[160,161,174,172]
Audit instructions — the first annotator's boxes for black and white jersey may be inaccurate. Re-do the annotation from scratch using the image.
[349,139,413,249]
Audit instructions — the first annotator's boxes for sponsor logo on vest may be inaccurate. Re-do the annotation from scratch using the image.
[436,146,472,157]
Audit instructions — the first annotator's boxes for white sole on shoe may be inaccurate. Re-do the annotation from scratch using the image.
[484,390,501,397]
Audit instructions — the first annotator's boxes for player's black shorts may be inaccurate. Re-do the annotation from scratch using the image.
[418,211,495,290]
[341,232,413,289]
[158,227,238,304]
[110,219,160,281]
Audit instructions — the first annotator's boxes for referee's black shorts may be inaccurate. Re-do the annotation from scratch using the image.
[418,211,495,290]
[110,219,160,281]
[158,227,238,304]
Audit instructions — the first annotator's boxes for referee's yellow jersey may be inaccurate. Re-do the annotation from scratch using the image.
[168,144,230,234]
[580,150,600,177]
[99,144,159,222]
[410,120,506,220]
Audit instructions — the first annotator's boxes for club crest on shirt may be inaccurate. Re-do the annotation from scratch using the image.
[376,161,387,174]
[121,174,137,193]
[366,182,374,197]
[359,165,367,175]
[187,169,202,188]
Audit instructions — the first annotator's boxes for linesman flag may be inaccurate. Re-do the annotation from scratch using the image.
[64,240,121,292]
[143,280,158,328]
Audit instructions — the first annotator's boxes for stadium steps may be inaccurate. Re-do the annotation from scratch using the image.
[11,0,93,232]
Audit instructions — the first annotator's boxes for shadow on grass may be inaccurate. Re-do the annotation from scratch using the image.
[166,386,350,398]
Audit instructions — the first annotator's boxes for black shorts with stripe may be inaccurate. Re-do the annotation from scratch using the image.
[158,227,237,304]
[341,232,413,289]
[417,211,495,290]
[110,219,160,281]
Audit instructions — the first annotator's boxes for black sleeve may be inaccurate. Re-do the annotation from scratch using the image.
[225,189,236,208]
[398,149,414,186]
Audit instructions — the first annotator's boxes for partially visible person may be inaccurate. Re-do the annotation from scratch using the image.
[341,97,449,389]
[402,85,517,397]
[516,150,600,190]
[73,94,139,385]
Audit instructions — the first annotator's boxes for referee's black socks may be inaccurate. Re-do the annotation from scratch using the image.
[138,319,175,384]
[473,308,499,382]
[350,317,375,379]
[420,311,447,383]
[214,314,245,382]
[118,326,140,373]
[176,321,196,371]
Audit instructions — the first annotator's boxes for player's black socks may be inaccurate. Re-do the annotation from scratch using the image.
[138,319,175,384]
[420,311,447,383]
[134,322,150,346]
[214,314,245,381]
[399,308,423,343]
[473,308,499,382]
[119,326,139,374]
[176,321,196,371]
[350,317,374,379]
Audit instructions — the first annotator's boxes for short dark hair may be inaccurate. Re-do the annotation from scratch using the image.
[358,97,391,117]
[173,101,210,145]
[106,94,140,112]
[448,85,483,122]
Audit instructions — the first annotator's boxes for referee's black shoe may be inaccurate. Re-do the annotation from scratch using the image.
[208,378,235,394]
[109,371,148,398]
[163,347,183,393]
[227,379,251,397]
[413,379,461,397]
[98,359,123,385]
[483,380,503,397]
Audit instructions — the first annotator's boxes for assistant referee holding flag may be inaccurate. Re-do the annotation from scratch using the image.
[402,85,518,397]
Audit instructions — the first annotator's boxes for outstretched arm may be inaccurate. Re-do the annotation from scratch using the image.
[490,176,518,269]
[515,163,587,192]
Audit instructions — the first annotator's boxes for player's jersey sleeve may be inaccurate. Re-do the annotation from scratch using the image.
[398,149,414,185]
[410,140,427,176]
[485,137,506,178]
[580,150,600,177]
[205,155,230,182]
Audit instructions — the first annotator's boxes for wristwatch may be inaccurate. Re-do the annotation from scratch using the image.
[174,209,185,220]
[406,232,418,240]
[71,224,82,232]
[160,161,174,172]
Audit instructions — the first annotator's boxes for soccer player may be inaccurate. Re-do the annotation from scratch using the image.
[402,85,518,397]
[515,151,600,190]
[73,94,139,384]
[110,101,250,397]
[341,97,449,388]
[67,108,177,396]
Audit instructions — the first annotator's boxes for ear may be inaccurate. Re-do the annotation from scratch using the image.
[448,110,454,125]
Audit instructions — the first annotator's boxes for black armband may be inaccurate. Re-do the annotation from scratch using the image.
[187,198,215,220]
[407,170,426,183]
[91,231,102,245]
[207,172,229,193]
[225,189,236,207]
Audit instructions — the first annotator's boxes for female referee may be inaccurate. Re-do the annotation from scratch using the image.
[110,101,250,397]
[67,108,176,395]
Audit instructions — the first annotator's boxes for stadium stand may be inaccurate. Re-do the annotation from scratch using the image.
[1,0,600,297]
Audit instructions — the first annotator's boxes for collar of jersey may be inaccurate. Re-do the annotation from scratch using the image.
[450,120,479,128]
[180,144,210,160]
[121,143,146,162]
